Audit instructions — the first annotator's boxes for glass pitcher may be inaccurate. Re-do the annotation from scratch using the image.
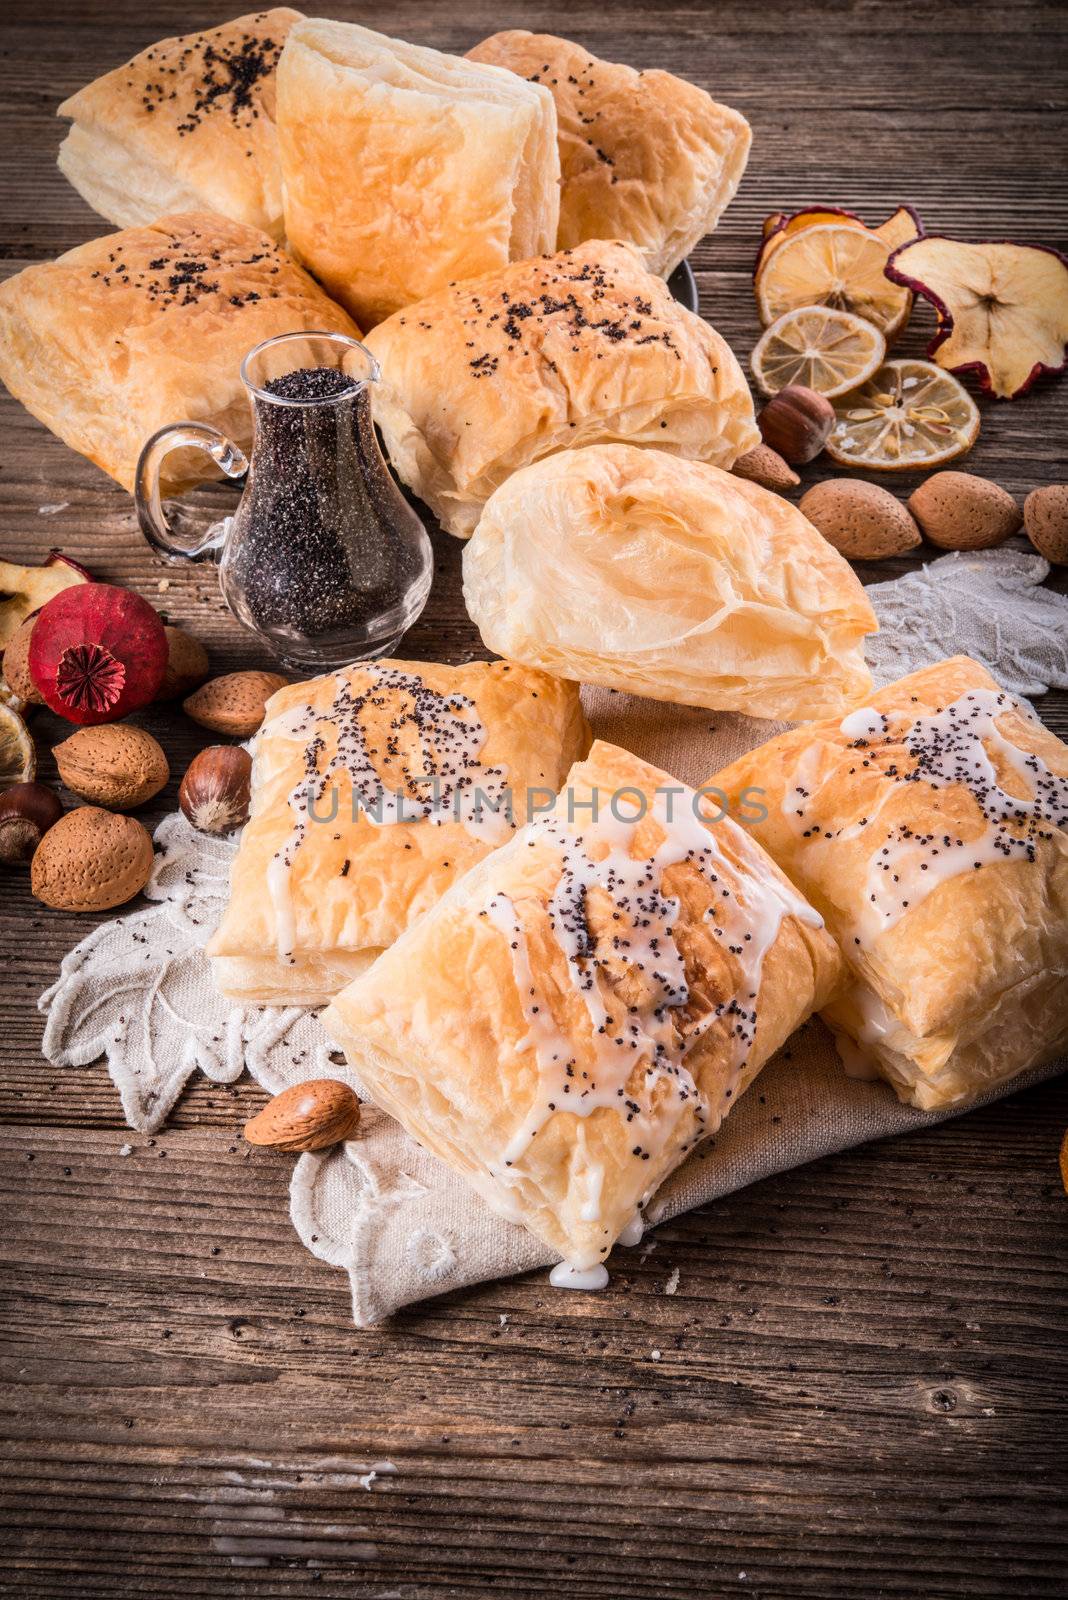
[135,331,433,669]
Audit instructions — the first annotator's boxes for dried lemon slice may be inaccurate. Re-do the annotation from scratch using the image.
[825,359,980,470]
[751,305,887,398]
[756,223,912,337]
[0,701,35,787]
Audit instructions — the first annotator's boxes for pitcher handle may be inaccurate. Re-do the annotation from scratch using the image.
[135,421,249,561]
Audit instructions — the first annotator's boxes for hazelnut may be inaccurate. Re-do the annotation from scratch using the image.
[731,444,801,494]
[179,745,252,834]
[800,479,922,560]
[54,723,169,810]
[1024,485,1068,565]
[157,626,210,701]
[757,385,835,465]
[0,781,63,864]
[907,472,1022,551]
[183,671,289,738]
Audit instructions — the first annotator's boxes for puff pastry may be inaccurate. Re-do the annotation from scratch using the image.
[364,240,759,538]
[57,10,301,239]
[463,443,877,721]
[711,657,1068,1109]
[208,659,589,1005]
[0,212,357,493]
[325,740,840,1272]
[467,30,751,277]
[276,18,560,327]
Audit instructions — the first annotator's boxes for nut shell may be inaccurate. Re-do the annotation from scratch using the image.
[757,385,835,465]
[2,616,45,706]
[907,471,1022,551]
[183,671,288,737]
[157,626,210,700]
[0,781,63,864]
[54,723,169,810]
[31,806,154,911]
[730,444,800,494]
[244,1079,361,1152]
[800,479,922,560]
[1024,485,1068,565]
[179,745,252,834]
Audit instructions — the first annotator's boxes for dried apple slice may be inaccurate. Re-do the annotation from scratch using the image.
[873,205,923,251]
[886,236,1068,398]
[756,223,913,337]
[825,359,980,470]
[0,551,91,648]
[751,305,887,397]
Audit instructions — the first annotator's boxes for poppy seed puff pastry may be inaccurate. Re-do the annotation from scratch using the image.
[208,659,589,1005]
[0,212,357,493]
[57,10,302,238]
[364,240,759,538]
[710,657,1068,1110]
[463,443,877,720]
[276,18,560,328]
[323,740,841,1273]
[467,30,751,277]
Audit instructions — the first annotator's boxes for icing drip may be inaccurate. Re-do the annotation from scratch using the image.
[812,689,1068,942]
[549,1262,610,1291]
[485,785,821,1193]
[264,667,512,961]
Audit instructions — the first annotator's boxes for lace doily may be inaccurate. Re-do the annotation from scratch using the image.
[38,549,1068,1322]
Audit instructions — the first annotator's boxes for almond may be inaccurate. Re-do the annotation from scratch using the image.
[243,1079,361,1152]
[1024,484,1068,565]
[907,471,1022,551]
[157,626,210,700]
[731,444,800,494]
[2,615,45,706]
[800,479,922,560]
[183,670,288,737]
[31,806,154,911]
[54,723,169,809]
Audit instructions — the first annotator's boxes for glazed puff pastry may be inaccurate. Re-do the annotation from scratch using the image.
[467,30,751,277]
[0,212,356,493]
[463,443,877,721]
[276,18,560,327]
[57,10,301,239]
[208,659,589,1005]
[324,740,841,1273]
[711,657,1068,1109]
[364,240,759,538]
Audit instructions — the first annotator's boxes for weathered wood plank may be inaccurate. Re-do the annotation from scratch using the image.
[1,0,1066,1594]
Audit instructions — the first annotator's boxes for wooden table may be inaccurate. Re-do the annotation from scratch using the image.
[2,2,1066,1594]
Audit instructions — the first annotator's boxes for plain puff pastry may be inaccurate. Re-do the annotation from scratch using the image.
[207,659,589,1006]
[276,18,560,327]
[0,212,357,493]
[57,10,301,239]
[467,30,751,277]
[324,740,841,1272]
[710,657,1068,1110]
[364,240,759,538]
[463,443,877,721]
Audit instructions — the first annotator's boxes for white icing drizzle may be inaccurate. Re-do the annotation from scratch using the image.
[264,666,513,962]
[549,1262,610,1291]
[484,784,822,1271]
[785,689,1068,946]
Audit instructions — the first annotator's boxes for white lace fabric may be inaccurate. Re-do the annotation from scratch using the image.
[38,550,1068,1323]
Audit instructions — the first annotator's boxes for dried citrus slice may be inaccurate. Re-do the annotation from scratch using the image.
[756,223,912,337]
[751,305,887,398]
[825,359,980,470]
[0,702,35,787]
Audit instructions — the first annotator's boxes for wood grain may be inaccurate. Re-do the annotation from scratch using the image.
[1,0,1066,1595]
